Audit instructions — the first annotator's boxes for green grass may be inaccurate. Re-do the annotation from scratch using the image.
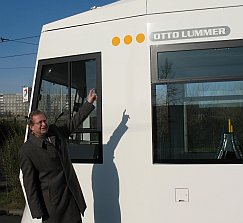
[0,119,26,211]
[0,190,25,210]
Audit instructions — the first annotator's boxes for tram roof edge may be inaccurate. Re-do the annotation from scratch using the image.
[41,0,243,33]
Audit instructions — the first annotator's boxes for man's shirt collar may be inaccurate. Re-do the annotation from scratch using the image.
[28,133,46,149]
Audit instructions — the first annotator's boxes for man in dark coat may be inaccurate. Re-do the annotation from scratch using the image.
[19,89,97,223]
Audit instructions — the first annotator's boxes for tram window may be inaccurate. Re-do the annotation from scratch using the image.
[151,41,243,163]
[33,53,102,163]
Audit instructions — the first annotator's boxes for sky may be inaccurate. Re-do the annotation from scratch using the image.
[0,0,117,94]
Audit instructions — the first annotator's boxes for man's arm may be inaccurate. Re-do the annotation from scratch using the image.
[68,101,95,133]
[68,89,97,133]
[51,89,97,137]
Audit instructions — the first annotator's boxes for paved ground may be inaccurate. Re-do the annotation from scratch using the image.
[0,215,22,223]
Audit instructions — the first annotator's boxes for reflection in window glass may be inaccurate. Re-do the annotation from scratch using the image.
[38,62,69,125]
[69,60,98,146]
[158,47,243,80]
[153,81,243,160]
[152,44,243,163]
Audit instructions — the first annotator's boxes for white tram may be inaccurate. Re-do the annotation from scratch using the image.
[21,0,243,222]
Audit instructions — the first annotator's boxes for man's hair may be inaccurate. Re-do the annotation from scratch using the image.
[27,110,46,126]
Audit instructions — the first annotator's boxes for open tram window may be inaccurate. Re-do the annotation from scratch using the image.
[32,53,102,163]
[151,40,243,164]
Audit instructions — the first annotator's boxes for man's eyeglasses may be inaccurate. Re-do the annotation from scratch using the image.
[33,120,48,126]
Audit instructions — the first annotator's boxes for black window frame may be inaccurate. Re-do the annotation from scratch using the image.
[151,39,243,164]
[31,52,103,163]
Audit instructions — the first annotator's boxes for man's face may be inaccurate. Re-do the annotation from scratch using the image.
[30,114,48,138]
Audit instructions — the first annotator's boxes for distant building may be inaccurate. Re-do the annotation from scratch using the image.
[0,93,30,117]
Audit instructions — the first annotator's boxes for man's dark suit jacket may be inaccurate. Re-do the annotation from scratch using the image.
[19,101,94,223]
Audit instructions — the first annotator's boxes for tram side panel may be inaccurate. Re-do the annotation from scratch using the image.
[99,6,243,223]
[146,5,243,223]
[30,5,243,223]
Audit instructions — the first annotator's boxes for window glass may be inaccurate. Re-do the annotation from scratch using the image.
[157,47,243,80]
[69,60,99,147]
[35,54,102,163]
[38,62,69,125]
[152,42,243,163]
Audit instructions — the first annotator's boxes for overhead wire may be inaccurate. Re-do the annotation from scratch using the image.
[0,67,35,70]
[0,35,40,45]
[0,52,37,59]
[8,35,40,40]
[0,35,39,69]
[0,35,38,92]
[3,39,38,46]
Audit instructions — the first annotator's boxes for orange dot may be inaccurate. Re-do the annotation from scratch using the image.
[112,37,120,46]
[124,35,132,45]
[136,33,145,43]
